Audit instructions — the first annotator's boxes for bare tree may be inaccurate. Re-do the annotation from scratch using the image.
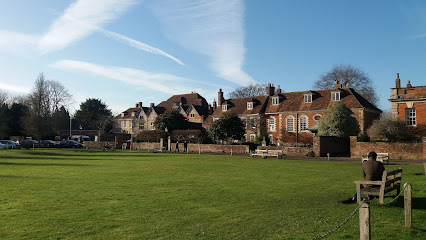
[228,83,267,99]
[48,80,72,112]
[314,64,378,105]
[0,90,8,106]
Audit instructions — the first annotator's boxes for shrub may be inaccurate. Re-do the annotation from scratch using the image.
[318,102,360,137]
[367,116,414,142]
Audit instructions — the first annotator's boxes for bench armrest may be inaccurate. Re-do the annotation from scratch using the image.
[354,180,383,185]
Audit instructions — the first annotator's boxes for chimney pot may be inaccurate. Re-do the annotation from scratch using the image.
[395,73,401,88]
[407,80,412,88]
[139,102,142,107]
[150,103,154,108]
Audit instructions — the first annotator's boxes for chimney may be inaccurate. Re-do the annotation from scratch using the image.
[150,103,155,108]
[213,98,217,110]
[407,80,412,88]
[136,103,139,108]
[218,89,225,106]
[395,73,401,88]
[266,83,275,96]
[139,102,143,108]
[334,80,342,89]
[276,85,282,94]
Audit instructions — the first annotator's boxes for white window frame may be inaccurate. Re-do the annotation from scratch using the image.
[150,122,155,130]
[139,122,144,130]
[222,104,227,111]
[131,112,135,116]
[247,102,253,110]
[304,94,312,103]
[406,108,416,126]
[129,121,132,128]
[123,121,127,128]
[331,92,340,101]
[269,117,276,131]
[286,116,294,132]
[250,134,256,141]
[300,116,308,131]
[244,134,247,142]
[272,96,279,106]
[269,134,274,144]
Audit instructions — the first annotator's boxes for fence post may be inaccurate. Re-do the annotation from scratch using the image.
[199,146,201,155]
[231,147,233,156]
[359,200,371,240]
[404,183,412,228]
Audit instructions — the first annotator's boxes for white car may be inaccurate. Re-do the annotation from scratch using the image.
[0,140,19,149]
[0,142,5,150]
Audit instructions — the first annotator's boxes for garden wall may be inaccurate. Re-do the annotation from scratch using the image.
[259,146,312,157]
[350,136,425,160]
[313,136,350,157]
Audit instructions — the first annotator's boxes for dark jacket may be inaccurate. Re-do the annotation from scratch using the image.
[362,158,385,186]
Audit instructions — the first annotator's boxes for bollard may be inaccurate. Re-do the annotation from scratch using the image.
[199,146,201,155]
[404,183,412,228]
[359,200,371,240]
[231,147,233,156]
[327,153,330,161]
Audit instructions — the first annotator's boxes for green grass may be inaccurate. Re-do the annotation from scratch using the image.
[0,149,425,240]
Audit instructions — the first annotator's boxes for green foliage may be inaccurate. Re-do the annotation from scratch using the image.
[367,115,414,142]
[135,130,164,142]
[208,113,245,141]
[256,129,270,145]
[318,101,360,137]
[74,98,112,130]
[171,129,208,143]
[357,131,370,142]
[153,110,188,132]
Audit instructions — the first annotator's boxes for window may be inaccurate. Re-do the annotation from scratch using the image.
[121,113,125,117]
[247,102,253,110]
[269,135,274,144]
[406,108,416,126]
[139,116,144,120]
[300,116,308,131]
[250,118,255,129]
[272,96,279,105]
[244,134,247,142]
[190,113,195,118]
[139,123,144,130]
[286,116,294,132]
[304,94,312,103]
[129,121,132,128]
[150,122,155,130]
[222,104,227,111]
[250,134,256,141]
[269,117,275,131]
[206,126,210,132]
[131,112,135,116]
[331,92,340,101]
[314,115,321,122]
[123,121,127,128]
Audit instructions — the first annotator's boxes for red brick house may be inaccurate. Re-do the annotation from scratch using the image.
[265,82,381,144]
[390,73,426,126]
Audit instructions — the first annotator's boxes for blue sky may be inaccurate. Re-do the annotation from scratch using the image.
[1,0,425,114]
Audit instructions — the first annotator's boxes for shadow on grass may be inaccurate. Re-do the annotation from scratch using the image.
[0,174,48,179]
[0,162,94,167]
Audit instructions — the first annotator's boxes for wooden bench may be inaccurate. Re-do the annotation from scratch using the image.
[361,153,389,164]
[354,167,402,204]
[250,149,283,159]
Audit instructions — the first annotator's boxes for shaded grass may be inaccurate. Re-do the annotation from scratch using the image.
[0,149,425,239]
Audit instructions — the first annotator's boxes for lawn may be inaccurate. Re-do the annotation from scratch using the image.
[0,149,425,240]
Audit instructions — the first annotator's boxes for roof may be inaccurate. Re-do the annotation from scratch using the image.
[114,107,141,120]
[157,92,209,116]
[265,88,381,113]
[203,115,214,125]
[212,96,269,116]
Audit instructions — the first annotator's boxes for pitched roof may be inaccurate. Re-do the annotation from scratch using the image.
[157,92,209,116]
[212,96,269,116]
[265,88,381,113]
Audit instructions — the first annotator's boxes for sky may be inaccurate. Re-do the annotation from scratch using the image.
[1,0,426,115]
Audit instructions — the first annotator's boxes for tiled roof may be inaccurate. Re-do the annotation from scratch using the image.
[114,107,142,119]
[265,88,381,113]
[212,96,269,116]
[203,115,214,125]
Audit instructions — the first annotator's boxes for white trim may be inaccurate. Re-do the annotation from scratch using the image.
[286,115,295,132]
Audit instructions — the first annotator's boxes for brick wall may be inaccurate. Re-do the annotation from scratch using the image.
[313,136,350,157]
[187,144,249,154]
[259,145,312,157]
[350,136,425,160]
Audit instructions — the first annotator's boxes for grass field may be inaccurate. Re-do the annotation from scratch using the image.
[0,149,425,240]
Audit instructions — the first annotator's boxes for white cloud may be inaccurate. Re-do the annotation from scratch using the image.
[0,30,38,56]
[150,0,255,85]
[49,59,216,95]
[37,0,139,54]
[0,82,30,94]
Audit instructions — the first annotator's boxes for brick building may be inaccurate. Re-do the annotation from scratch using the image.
[390,73,426,126]
[265,82,381,144]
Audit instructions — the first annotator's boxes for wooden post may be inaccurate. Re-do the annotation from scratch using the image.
[359,201,371,240]
[231,147,233,156]
[199,146,201,155]
[404,183,412,228]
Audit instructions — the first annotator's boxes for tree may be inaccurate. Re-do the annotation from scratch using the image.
[314,64,378,105]
[153,110,188,132]
[48,80,72,112]
[74,98,113,131]
[228,83,267,98]
[318,101,360,137]
[208,113,245,142]
[52,106,71,131]
[367,114,413,142]
[6,103,28,136]
[0,90,8,105]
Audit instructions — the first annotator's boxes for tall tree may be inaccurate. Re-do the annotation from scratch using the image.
[208,113,245,142]
[314,64,378,105]
[52,106,71,131]
[153,110,188,132]
[228,83,267,98]
[6,103,28,136]
[0,90,8,105]
[48,80,72,112]
[318,101,360,138]
[74,98,112,131]
[0,103,9,137]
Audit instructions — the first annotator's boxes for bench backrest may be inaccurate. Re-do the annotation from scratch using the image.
[255,149,268,153]
[383,167,402,188]
[267,150,283,154]
[377,153,389,157]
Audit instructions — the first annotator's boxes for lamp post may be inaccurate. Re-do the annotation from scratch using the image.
[69,116,72,138]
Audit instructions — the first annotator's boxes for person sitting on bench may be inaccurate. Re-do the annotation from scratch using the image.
[352,151,385,201]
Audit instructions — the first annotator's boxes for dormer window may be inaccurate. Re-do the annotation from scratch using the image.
[331,91,340,101]
[131,112,135,116]
[304,94,312,103]
[190,113,195,118]
[272,96,279,106]
[222,104,228,111]
[247,102,253,110]
[121,112,125,117]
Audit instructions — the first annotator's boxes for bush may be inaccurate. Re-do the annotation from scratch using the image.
[135,130,164,142]
[367,116,414,142]
[306,150,316,157]
[318,102,360,137]
[357,131,370,142]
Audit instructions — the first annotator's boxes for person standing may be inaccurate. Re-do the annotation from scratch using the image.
[175,141,179,153]
[184,141,188,153]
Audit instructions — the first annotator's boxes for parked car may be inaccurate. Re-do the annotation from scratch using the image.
[0,142,5,150]
[40,140,59,148]
[20,140,39,148]
[0,140,20,149]
[59,140,83,148]
[71,135,92,143]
